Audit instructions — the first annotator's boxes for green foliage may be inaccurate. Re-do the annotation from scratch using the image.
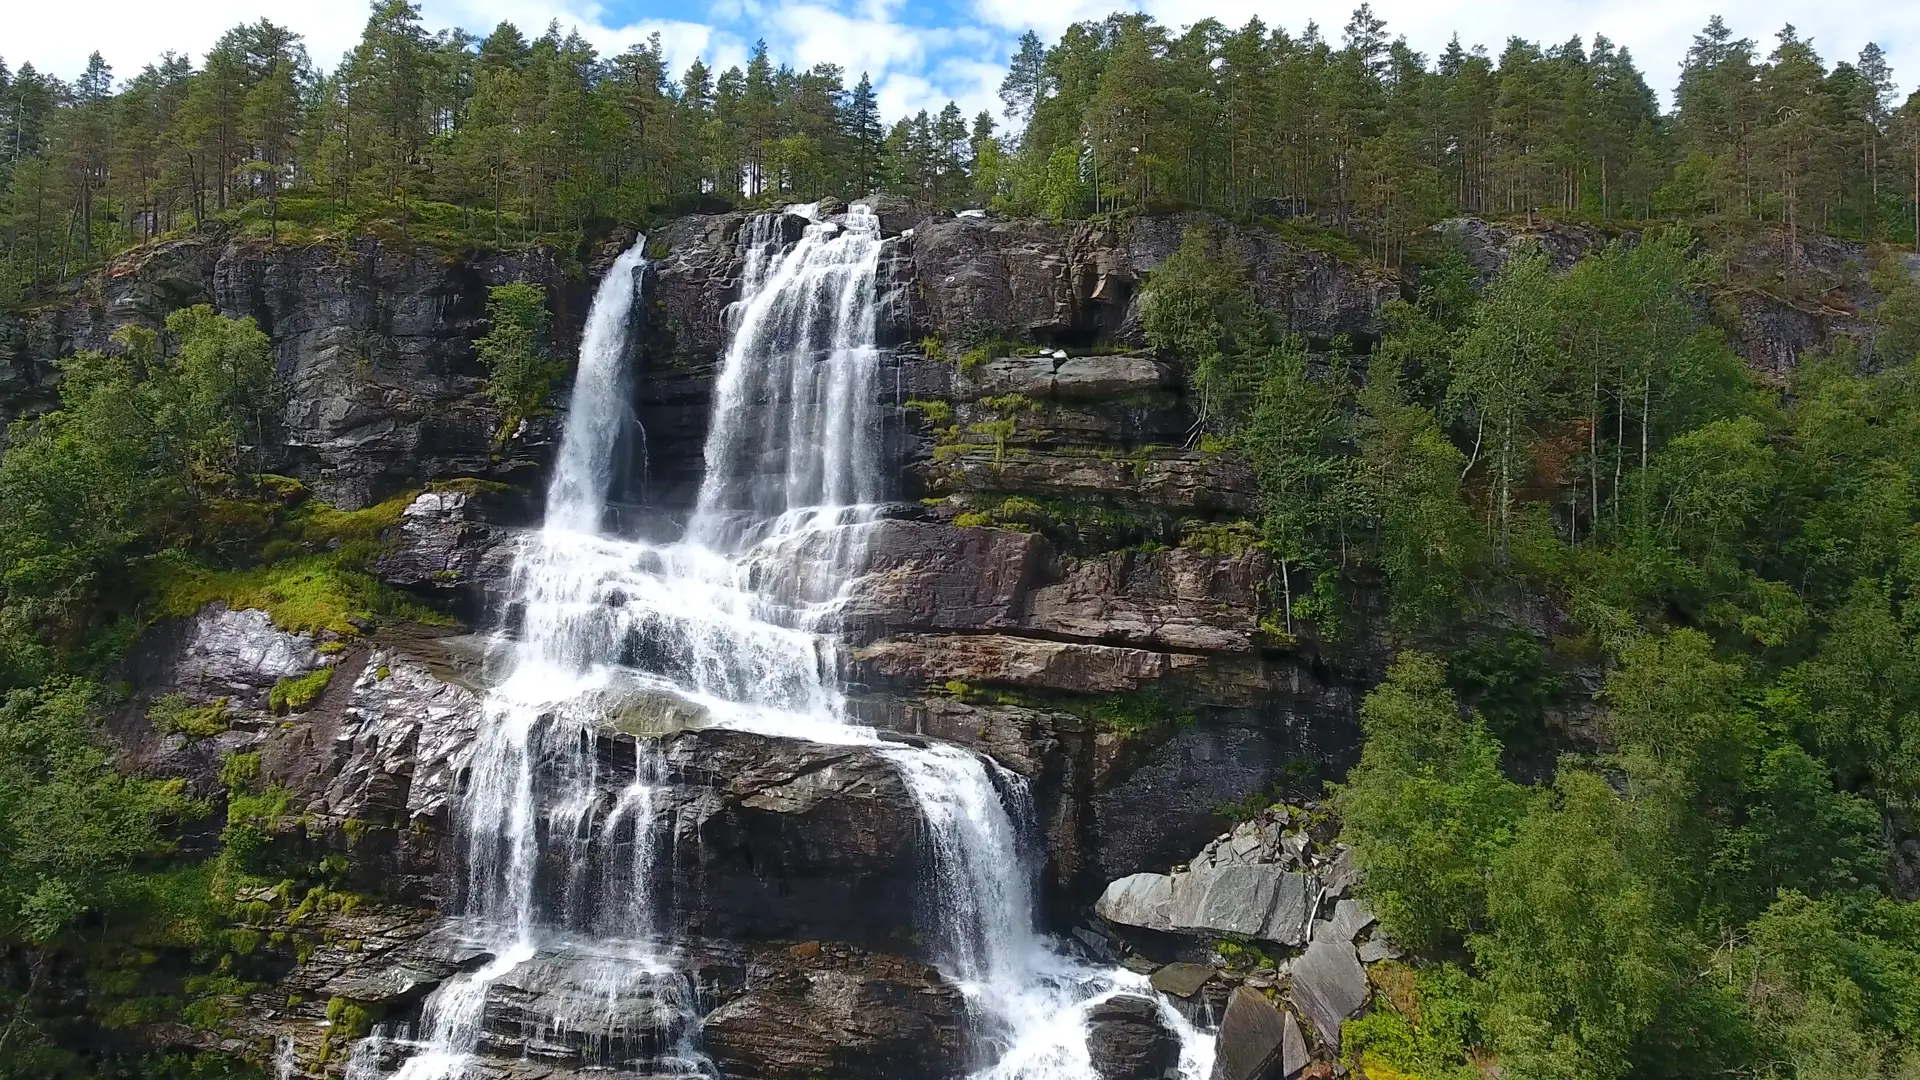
[268,667,334,715]
[139,487,442,639]
[147,694,232,739]
[1335,653,1529,954]
[0,680,188,944]
[0,309,276,682]
[904,398,953,424]
[1342,962,1483,1080]
[1142,227,1263,423]
[475,282,560,439]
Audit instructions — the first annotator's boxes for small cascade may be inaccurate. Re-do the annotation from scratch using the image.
[273,1035,296,1080]
[357,203,1212,1079]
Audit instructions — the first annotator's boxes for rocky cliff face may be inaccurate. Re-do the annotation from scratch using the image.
[0,230,588,506]
[64,206,1383,1075]
[32,203,1889,1076]
[1436,215,1920,378]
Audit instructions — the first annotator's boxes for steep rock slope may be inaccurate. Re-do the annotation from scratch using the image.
[17,204,1897,1075]
[0,230,586,506]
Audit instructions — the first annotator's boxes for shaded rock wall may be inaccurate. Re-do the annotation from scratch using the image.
[0,229,589,506]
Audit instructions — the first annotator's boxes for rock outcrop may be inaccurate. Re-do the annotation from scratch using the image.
[64,205,1405,1076]
[1090,804,1395,1067]
[6,228,586,507]
[1083,994,1182,1080]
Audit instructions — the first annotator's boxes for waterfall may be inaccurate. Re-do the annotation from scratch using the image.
[359,205,1212,1080]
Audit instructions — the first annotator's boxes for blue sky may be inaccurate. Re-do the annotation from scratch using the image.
[13,0,1920,121]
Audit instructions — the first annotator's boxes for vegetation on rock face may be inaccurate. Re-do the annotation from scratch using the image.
[267,668,333,715]
[475,282,561,441]
[0,306,442,1073]
[1133,219,1920,1075]
[1,4,1920,1076]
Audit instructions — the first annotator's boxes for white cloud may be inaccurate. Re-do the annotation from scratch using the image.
[772,3,929,74]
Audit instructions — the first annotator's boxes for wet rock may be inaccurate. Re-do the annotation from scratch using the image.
[1085,994,1181,1080]
[102,602,339,802]
[479,951,699,1065]
[700,947,966,1080]
[1096,873,1175,932]
[374,489,522,614]
[589,684,714,737]
[162,603,327,708]
[1209,986,1291,1080]
[655,729,929,951]
[1289,939,1368,1050]
[1149,961,1216,999]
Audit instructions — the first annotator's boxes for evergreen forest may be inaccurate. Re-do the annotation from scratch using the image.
[0,4,1919,1080]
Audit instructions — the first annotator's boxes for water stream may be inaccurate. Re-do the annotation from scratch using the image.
[356,204,1212,1079]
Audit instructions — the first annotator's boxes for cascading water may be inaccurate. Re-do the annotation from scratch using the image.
[354,204,1211,1080]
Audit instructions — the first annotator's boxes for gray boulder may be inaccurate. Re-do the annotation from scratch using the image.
[1095,873,1175,932]
[1169,864,1283,938]
[1149,962,1216,999]
[1209,986,1290,1080]
[1290,938,1369,1050]
[1313,898,1376,946]
[1260,873,1317,946]
[1281,1008,1309,1079]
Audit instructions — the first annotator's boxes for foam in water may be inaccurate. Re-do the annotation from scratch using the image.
[352,204,1212,1080]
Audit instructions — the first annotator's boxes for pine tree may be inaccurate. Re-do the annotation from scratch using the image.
[844,73,883,196]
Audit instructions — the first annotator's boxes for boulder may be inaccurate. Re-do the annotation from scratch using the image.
[1085,994,1181,1080]
[654,729,931,952]
[1209,986,1290,1080]
[861,193,935,238]
[478,950,700,1065]
[1260,873,1316,947]
[1149,962,1216,999]
[374,489,521,613]
[1313,898,1375,946]
[1096,873,1175,932]
[1281,1008,1309,1079]
[700,948,966,1080]
[1289,939,1368,1050]
[1168,865,1284,939]
[1051,355,1174,398]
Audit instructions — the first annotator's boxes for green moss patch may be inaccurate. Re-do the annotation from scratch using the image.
[268,667,334,714]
